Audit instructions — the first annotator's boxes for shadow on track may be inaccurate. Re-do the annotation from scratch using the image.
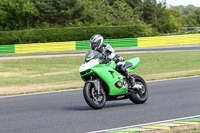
[62,102,135,111]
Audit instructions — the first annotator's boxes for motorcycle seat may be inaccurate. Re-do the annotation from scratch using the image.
[124,63,133,69]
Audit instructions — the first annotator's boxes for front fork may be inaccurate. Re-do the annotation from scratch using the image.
[86,77,101,95]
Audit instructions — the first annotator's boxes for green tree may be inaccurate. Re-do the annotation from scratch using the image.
[0,7,8,30]
[194,8,200,26]
[142,0,166,31]
[110,0,141,25]
[159,9,181,33]
[172,5,200,27]
[81,0,112,26]
[82,0,141,26]
[31,0,84,27]
[0,0,38,30]
[181,12,199,27]
[174,5,198,15]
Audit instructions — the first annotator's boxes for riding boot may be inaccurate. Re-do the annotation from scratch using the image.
[128,75,135,88]
[117,64,139,90]
[124,71,135,88]
[126,72,141,90]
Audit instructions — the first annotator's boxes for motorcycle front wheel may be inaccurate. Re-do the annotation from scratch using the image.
[129,75,148,104]
[83,82,106,109]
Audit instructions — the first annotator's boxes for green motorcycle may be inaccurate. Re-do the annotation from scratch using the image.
[79,50,148,109]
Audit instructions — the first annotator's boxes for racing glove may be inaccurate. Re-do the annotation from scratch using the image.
[101,58,111,64]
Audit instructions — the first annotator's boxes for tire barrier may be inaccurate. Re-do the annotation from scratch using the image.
[0,34,199,54]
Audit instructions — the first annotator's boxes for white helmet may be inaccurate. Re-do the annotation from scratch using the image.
[90,34,104,50]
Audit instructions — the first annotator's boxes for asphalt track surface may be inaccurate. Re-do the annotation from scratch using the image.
[0,76,200,133]
[0,45,200,57]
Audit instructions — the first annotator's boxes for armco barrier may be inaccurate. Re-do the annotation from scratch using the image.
[0,34,199,54]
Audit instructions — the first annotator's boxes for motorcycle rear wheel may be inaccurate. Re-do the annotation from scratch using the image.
[83,82,106,109]
[129,75,148,104]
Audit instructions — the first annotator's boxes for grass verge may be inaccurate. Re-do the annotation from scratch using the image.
[143,124,200,133]
[0,50,200,96]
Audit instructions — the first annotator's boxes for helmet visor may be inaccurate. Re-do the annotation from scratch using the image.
[91,43,98,50]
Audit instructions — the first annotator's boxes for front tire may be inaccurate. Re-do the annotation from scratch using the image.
[129,75,148,104]
[83,82,106,109]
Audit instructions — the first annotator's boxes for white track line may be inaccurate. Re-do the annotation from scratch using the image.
[147,75,200,83]
[0,76,199,99]
[88,114,200,133]
[0,88,82,99]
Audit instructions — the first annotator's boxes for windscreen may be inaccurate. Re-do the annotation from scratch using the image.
[83,50,102,63]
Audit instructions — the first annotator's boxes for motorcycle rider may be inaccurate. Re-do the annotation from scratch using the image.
[90,34,140,90]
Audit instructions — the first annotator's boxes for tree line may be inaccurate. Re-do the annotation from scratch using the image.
[0,0,199,33]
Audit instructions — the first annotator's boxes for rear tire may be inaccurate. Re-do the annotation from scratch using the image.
[129,75,148,104]
[83,82,106,109]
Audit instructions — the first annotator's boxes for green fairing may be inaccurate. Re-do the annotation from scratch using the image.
[80,69,94,82]
[105,60,116,69]
[80,57,140,96]
[92,64,127,95]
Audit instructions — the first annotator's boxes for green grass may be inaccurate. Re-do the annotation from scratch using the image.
[0,86,83,97]
[0,50,200,95]
[122,51,200,75]
[170,127,200,133]
[0,56,84,87]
